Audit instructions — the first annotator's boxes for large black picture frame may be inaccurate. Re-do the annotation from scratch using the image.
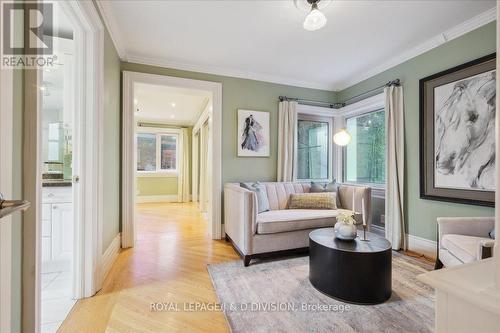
[419,53,496,207]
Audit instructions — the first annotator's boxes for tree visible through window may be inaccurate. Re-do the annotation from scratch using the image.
[345,109,386,184]
[161,135,177,170]
[297,118,329,180]
[137,133,157,171]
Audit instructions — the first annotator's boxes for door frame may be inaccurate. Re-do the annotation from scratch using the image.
[122,71,223,247]
[0,46,14,333]
[22,1,105,331]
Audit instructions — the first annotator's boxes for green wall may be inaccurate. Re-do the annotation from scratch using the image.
[97,1,122,253]
[137,177,178,196]
[122,62,337,186]
[338,22,496,241]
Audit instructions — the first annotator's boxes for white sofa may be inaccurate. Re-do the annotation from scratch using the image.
[224,182,372,266]
[436,217,495,268]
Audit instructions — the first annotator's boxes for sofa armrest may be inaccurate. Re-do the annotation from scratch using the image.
[477,239,495,260]
[224,183,258,255]
[437,217,495,245]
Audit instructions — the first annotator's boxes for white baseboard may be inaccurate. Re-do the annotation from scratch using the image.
[369,225,437,259]
[137,195,178,203]
[406,234,437,259]
[101,233,121,282]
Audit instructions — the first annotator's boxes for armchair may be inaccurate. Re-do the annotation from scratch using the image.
[435,217,495,269]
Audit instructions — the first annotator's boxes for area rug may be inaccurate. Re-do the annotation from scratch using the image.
[207,253,434,333]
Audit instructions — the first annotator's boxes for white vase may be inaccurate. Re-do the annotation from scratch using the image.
[333,221,357,241]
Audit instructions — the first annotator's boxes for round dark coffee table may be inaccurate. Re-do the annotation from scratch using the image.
[309,228,392,304]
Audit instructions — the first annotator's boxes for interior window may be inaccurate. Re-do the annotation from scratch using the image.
[345,109,386,185]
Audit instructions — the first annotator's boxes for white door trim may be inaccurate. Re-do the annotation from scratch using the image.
[22,1,105,331]
[192,131,199,203]
[60,0,105,298]
[0,50,13,333]
[122,71,223,247]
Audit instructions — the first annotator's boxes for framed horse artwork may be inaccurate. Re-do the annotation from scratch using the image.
[420,53,495,207]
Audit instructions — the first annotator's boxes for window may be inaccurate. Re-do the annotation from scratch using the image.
[344,109,386,185]
[296,115,332,180]
[160,135,177,170]
[137,132,178,173]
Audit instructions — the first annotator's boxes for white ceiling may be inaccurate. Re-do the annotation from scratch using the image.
[134,83,212,126]
[99,0,496,91]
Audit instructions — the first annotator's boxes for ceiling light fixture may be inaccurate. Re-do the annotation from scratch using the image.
[134,99,138,105]
[171,102,176,107]
[303,0,327,31]
[170,115,175,119]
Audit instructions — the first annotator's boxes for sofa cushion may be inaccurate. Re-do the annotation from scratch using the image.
[441,234,491,264]
[264,183,310,210]
[240,182,270,213]
[310,181,342,208]
[256,209,353,234]
[288,192,337,210]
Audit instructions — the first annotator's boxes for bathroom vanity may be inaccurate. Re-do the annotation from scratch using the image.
[41,186,73,273]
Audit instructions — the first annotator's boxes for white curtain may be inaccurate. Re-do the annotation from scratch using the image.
[385,85,406,250]
[277,101,298,182]
[179,128,191,202]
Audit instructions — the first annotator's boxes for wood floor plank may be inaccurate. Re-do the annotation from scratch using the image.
[59,202,239,333]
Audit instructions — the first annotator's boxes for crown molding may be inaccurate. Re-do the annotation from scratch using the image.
[95,2,494,92]
[94,0,127,59]
[125,54,335,91]
[333,7,496,91]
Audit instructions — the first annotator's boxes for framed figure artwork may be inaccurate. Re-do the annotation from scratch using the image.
[238,109,270,157]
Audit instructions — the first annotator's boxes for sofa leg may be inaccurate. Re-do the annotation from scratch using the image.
[434,258,444,270]
[225,234,230,242]
[243,255,251,267]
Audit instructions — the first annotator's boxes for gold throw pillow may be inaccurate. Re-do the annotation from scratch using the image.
[288,192,337,210]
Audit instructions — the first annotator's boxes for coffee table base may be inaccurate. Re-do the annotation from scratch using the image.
[309,231,392,305]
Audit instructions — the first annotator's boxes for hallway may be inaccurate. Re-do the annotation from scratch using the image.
[59,202,238,332]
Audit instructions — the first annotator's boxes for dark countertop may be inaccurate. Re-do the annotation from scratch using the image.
[42,180,72,187]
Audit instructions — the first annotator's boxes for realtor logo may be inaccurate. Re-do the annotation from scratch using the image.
[1,1,55,68]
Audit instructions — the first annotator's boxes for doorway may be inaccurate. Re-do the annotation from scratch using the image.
[40,9,76,330]
[122,72,222,248]
[21,1,105,332]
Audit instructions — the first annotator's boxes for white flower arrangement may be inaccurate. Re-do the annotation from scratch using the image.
[337,212,356,225]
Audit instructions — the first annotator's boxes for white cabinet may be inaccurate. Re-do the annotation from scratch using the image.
[51,203,73,262]
[41,187,73,273]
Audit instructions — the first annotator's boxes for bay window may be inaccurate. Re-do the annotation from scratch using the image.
[344,109,386,185]
[296,114,333,181]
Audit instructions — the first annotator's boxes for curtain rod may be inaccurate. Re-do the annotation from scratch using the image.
[342,79,401,105]
[278,79,401,109]
[137,122,188,129]
[278,96,345,109]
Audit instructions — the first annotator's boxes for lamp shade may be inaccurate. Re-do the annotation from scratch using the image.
[333,129,351,146]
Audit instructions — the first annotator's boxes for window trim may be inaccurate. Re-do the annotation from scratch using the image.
[294,105,334,183]
[336,93,386,195]
[136,127,181,176]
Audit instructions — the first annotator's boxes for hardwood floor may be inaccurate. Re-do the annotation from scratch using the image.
[59,202,239,333]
